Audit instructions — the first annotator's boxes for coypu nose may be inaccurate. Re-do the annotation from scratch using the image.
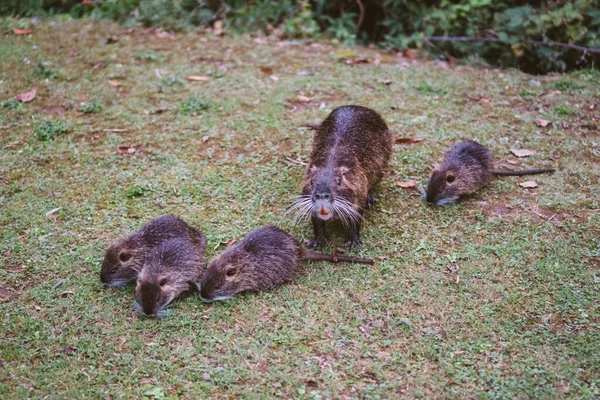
[313,192,331,201]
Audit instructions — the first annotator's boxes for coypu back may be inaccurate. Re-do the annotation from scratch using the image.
[308,105,392,186]
[100,215,206,286]
[135,237,206,317]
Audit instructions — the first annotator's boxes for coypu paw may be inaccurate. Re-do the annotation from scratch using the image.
[344,236,363,248]
[307,237,326,249]
[366,194,378,210]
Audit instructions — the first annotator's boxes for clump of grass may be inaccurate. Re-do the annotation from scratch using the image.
[125,185,150,198]
[34,120,68,141]
[80,100,103,114]
[37,62,62,80]
[554,104,578,116]
[413,81,449,95]
[1,98,21,110]
[161,76,184,86]
[134,51,163,62]
[179,97,211,115]
[553,79,584,93]
[519,88,536,98]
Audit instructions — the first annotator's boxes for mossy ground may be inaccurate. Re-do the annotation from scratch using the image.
[1,18,599,399]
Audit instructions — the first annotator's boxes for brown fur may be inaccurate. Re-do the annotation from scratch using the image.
[198,226,374,302]
[135,237,207,317]
[425,140,555,206]
[100,215,207,287]
[297,105,392,248]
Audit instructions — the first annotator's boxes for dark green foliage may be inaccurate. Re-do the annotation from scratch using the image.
[37,62,61,80]
[179,97,211,115]
[79,100,102,114]
[2,0,599,73]
[34,120,68,141]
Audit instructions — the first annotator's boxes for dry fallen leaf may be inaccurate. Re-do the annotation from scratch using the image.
[519,180,538,188]
[506,159,520,165]
[155,29,175,39]
[13,28,32,35]
[213,20,223,36]
[45,207,61,218]
[395,137,424,144]
[295,95,312,103]
[270,75,279,81]
[187,76,210,81]
[510,149,536,158]
[397,180,417,188]
[343,57,370,66]
[214,238,237,250]
[536,119,551,127]
[108,80,121,87]
[259,66,273,74]
[377,79,392,85]
[562,121,569,129]
[117,145,139,155]
[468,94,491,103]
[15,88,36,103]
[202,136,210,143]
[82,0,93,4]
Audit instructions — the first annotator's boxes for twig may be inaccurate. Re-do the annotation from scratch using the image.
[306,250,374,265]
[423,36,600,54]
[103,128,128,132]
[52,279,66,290]
[355,0,365,36]
[284,157,307,167]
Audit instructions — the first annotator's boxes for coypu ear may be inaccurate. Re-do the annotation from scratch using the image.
[225,266,238,277]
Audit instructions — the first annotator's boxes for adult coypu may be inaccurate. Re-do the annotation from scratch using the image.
[134,237,207,317]
[423,140,555,206]
[196,226,373,302]
[288,105,392,248]
[100,215,207,287]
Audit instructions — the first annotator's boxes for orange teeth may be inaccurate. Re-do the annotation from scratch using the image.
[320,207,328,216]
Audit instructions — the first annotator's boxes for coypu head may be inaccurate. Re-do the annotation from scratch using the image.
[424,167,463,206]
[199,250,252,302]
[289,165,362,227]
[133,238,205,317]
[100,237,144,287]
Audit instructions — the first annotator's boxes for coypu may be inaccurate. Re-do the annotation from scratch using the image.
[100,215,207,287]
[134,237,206,317]
[423,140,555,206]
[288,105,393,248]
[196,226,373,302]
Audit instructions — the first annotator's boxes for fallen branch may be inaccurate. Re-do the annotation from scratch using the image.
[424,36,600,54]
[355,0,365,36]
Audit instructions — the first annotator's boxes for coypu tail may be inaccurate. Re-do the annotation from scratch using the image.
[303,250,374,265]
[492,168,555,176]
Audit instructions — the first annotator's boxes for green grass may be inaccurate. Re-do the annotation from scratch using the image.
[1,18,599,399]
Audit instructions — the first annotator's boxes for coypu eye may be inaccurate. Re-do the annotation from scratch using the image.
[159,278,168,287]
[446,175,456,184]
[119,252,132,263]
[310,178,314,185]
[226,268,237,277]
[336,178,341,186]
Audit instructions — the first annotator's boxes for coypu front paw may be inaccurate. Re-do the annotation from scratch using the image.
[366,194,378,210]
[307,237,326,249]
[344,236,363,248]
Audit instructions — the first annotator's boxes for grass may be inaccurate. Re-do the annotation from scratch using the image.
[1,18,599,399]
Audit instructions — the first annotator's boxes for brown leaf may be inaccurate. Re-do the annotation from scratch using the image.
[510,149,536,158]
[202,136,210,143]
[213,20,223,36]
[187,76,210,81]
[259,66,273,74]
[377,79,392,85]
[519,180,538,188]
[506,159,520,165]
[468,94,491,103]
[108,80,121,87]
[535,119,551,127]
[13,28,32,35]
[214,238,237,250]
[295,95,312,103]
[15,88,36,103]
[562,121,569,129]
[403,49,416,59]
[155,29,175,39]
[343,57,370,66]
[397,180,417,188]
[395,137,424,144]
[117,145,139,155]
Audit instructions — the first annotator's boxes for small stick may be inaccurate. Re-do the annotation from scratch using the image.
[52,279,66,290]
[305,250,374,265]
[103,128,128,132]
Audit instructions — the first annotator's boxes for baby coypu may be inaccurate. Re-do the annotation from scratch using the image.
[134,237,206,317]
[100,215,207,287]
[197,226,373,302]
[423,140,555,206]
[288,105,392,248]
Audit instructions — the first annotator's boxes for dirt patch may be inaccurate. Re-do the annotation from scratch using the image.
[0,283,18,303]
